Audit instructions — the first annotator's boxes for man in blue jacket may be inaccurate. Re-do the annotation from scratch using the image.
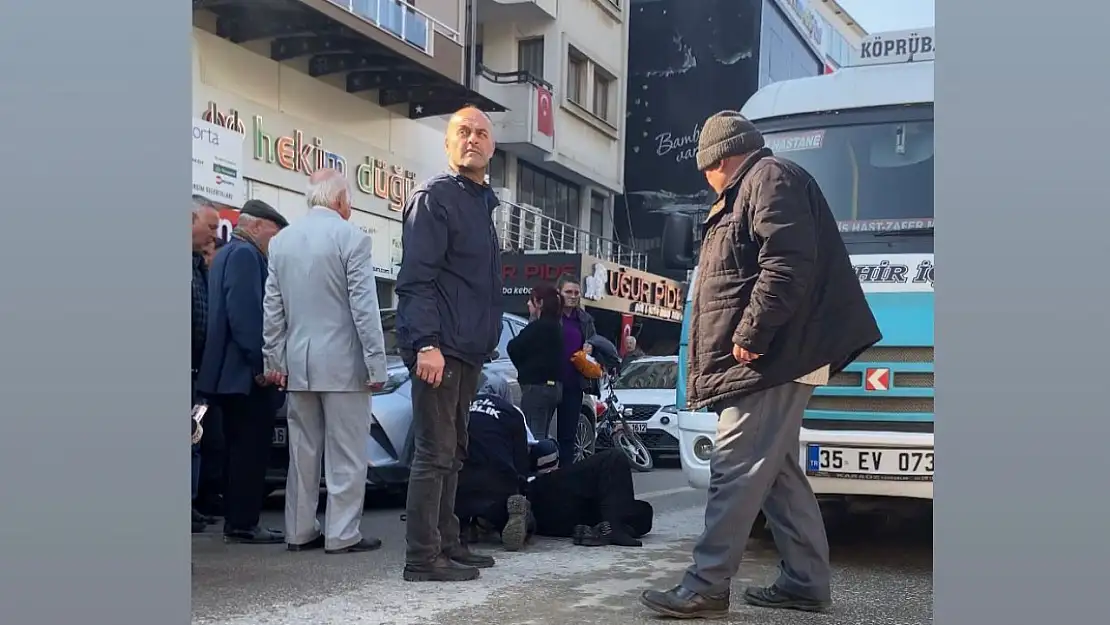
[197,200,288,545]
[396,106,504,582]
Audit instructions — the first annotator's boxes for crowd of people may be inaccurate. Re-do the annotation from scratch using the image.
[190,104,881,616]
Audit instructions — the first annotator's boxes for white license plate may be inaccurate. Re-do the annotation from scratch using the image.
[805,445,932,482]
[272,427,287,446]
[630,422,648,434]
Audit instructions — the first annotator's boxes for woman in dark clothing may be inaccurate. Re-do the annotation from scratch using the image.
[506,285,565,438]
[554,274,598,465]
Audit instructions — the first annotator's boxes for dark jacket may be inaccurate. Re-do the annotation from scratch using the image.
[687,148,881,410]
[507,317,563,385]
[196,236,271,397]
[465,394,532,484]
[396,173,504,366]
[191,252,209,377]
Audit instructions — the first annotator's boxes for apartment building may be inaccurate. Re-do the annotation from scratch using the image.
[472,0,632,263]
[812,0,868,70]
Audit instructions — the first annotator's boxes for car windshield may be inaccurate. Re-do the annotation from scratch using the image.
[613,360,679,390]
[762,117,934,242]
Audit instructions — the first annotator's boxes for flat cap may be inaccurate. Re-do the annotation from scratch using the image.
[239,199,289,229]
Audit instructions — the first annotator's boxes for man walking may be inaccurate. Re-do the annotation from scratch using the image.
[396,106,504,582]
[191,195,220,533]
[262,168,388,555]
[639,111,881,618]
[197,199,289,545]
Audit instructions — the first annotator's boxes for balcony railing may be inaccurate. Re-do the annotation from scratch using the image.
[494,200,647,270]
[327,0,460,56]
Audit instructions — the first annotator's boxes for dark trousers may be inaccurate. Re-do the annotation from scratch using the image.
[528,449,643,537]
[191,443,202,501]
[520,382,561,439]
[456,466,520,530]
[216,386,278,532]
[404,357,481,565]
[195,403,226,509]
[555,386,583,466]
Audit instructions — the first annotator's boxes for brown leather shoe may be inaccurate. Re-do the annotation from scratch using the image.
[640,585,730,619]
[446,546,496,569]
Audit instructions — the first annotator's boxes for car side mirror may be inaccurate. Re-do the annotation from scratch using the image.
[661,212,697,270]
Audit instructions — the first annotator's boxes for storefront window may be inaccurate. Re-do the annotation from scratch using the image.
[488,150,507,189]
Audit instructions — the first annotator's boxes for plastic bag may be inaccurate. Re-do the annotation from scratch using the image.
[571,349,604,379]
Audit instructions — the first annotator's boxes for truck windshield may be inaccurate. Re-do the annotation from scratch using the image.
[762,118,934,245]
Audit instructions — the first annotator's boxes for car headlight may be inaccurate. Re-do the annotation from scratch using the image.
[374,369,410,395]
[660,404,678,414]
[693,436,714,461]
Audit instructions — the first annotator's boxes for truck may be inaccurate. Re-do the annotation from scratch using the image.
[667,28,936,513]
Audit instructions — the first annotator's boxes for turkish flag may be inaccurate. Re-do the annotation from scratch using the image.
[619,313,634,356]
[536,85,554,137]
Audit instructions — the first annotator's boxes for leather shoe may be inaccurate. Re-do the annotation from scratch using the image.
[325,537,383,554]
[640,585,730,619]
[447,547,495,568]
[287,535,326,552]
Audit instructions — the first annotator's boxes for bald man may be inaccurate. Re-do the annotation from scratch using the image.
[396,107,505,582]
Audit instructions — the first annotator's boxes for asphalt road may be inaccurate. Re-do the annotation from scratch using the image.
[192,463,932,624]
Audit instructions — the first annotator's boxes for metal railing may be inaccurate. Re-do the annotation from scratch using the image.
[328,0,461,56]
[494,199,647,269]
[477,64,554,91]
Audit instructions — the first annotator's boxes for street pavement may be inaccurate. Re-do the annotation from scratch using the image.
[192,463,932,624]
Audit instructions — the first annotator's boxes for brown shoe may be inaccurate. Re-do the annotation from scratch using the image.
[640,585,730,619]
[403,555,480,582]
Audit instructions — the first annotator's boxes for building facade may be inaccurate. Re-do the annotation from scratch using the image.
[617,0,828,276]
[811,0,868,71]
[471,0,631,263]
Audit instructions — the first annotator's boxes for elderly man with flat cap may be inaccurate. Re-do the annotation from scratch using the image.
[639,111,881,618]
[197,199,290,544]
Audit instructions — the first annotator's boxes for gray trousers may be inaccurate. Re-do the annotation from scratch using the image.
[404,357,481,565]
[520,382,562,439]
[285,391,371,551]
[683,382,831,601]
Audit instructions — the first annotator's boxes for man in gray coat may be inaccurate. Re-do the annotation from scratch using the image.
[262,168,389,554]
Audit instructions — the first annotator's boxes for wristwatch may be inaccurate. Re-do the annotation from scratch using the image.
[418,345,438,353]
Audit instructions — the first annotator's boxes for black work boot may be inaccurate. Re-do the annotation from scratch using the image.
[446,546,495,569]
[597,521,642,547]
[572,524,607,547]
[501,495,530,552]
[403,555,480,582]
[640,585,730,619]
[743,584,831,613]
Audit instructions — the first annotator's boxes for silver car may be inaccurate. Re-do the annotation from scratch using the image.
[264,309,600,496]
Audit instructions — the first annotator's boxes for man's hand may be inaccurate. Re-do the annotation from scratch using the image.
[367,381,385,392]
[733,344,762,365]
[415,347,446,388]
[264,370,287,388]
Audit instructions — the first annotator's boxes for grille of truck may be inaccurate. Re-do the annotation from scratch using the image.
[804,345,934,417]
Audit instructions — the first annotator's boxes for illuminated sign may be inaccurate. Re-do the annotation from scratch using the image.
[202,102,417,212]
[581,256,685,322]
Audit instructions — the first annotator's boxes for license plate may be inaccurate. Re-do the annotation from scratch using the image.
[630,422,648,434]
[805,445,932,482]
[272,427,287,446]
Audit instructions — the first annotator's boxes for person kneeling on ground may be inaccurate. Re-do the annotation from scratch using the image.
[455,372,654,549]
[455,373,537,552]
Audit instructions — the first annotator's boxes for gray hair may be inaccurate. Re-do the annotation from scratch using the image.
[192,194,216,216]
[306,170,351,209]
[236,213,258,228]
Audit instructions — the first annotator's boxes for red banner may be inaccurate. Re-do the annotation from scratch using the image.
[619,313,634,356]
[536,86,554,137]
[217,208,240,243]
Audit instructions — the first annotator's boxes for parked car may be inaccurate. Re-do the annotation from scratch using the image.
[264,309,599,497]
[598,356,681,459]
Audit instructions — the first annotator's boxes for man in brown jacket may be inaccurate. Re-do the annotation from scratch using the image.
[640,111,881,619]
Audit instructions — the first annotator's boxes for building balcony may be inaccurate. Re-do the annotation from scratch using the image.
[475,0,557,23]
[477,66,556,158]
[493,199,647,270]
[192,0,508,119]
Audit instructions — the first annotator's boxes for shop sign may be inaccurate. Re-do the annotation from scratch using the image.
[192,117,246,208]
[580,255,684,322]
[201,101,418,213]
[500,252,581,304]
[774,0,824,54]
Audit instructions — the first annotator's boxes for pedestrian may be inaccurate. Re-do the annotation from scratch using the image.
[620,335,646,372]
[396,106,504,582]
[262,168,389,555]
[553,274,597,465]
[196,199,289,545]
[191,195,220,534]
[506,284,564,438]
[639,111,881,618]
